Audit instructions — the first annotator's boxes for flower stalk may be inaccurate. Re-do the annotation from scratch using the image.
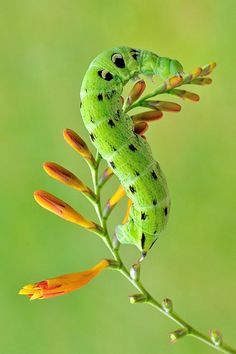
[19,62,236,354]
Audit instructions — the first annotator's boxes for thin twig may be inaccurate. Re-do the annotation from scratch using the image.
[90,153,236,354]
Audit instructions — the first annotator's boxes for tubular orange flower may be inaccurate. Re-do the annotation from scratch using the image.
[18,259,109,300]
[63,128,96,166]
[34,190,98,230]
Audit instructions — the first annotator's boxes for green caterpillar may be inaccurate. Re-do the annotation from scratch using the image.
[79,47,193,256]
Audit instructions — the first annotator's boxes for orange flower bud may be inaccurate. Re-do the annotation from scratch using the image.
[134,122,149,135]
[132,110,163,123]
[191,77,212,85]
[122,199,132,224]
[128,80,146,104]
[34,190,97,230]
[63,129,95,166]
[143,100,181,112]
[103,185,126,219]
[98,167,113,188]
[170,89,200,102]
[18,259,109,300]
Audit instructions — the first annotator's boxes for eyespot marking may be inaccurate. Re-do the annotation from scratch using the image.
[141,233,146,249]
[98,70,113,81]
[129,144,137,152]
[141,212,147,220]
[129,185,136,194]
[153,199,157,206]
[135,171,140,176]
[151,171,158,180]
[108,119,115,128]
[111,53,125,68]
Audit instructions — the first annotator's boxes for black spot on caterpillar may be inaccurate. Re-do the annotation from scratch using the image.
[151,171,158,180]
[164,207,168,216]
[110,161,116,169]
[97,94,103,101]
[153,199,157,206]
[90,133,95,142]
[141,233,146,249]
[141,212,147,220]
[128,144,137,152]
[129,185,136,194]
[108,119,115,128]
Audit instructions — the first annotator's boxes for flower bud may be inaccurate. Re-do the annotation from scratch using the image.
[171,89,200,102]
[103,185,125,219]
[132,110,163,123]
[63,129,95,166]
[134,122,149,135]
[162,298,173,313]
[130,263,140,281]
[43,162,95,201]
[170,328,188,344]
[98,167,113,187]
[209,329,223,346]
[129,294,147,304]
[143,100,181,112]
[112,233,120,251]
[34,190,97,230]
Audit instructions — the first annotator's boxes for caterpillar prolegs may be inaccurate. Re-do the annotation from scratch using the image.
[80,46,215,256]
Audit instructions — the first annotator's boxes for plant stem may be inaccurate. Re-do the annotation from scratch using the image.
[90,153,236,354]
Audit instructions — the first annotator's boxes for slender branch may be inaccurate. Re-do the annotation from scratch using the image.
[90,153,236,354]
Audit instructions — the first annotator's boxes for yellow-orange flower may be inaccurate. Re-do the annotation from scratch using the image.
[18,259,109,300]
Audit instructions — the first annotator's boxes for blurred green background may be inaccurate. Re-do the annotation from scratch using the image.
[1,1,235,353]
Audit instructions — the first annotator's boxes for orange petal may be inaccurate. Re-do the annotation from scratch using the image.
[19,259,109,300]
[122,199,132,224]
[34,190,97,230]
[63,129,95,165]
[103,185,126,218]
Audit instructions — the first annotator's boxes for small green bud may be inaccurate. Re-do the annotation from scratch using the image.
[209,329,222,346]
[112,234,120,251]
[162,298,173,313]
[130,263,140,281]
[129,294,147,304]
[170,328,188,344]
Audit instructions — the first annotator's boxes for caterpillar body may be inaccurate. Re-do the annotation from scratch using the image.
[80,46,184,255]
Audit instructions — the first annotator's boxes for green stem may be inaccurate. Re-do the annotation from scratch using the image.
[90,152,235,354]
